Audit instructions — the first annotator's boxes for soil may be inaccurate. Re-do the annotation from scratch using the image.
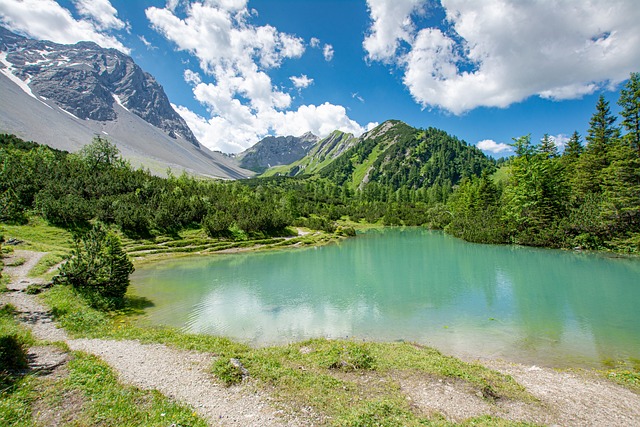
[3,250,640,426]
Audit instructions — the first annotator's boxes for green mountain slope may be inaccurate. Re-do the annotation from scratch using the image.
[264,120,494,192]
[261,130,357,177]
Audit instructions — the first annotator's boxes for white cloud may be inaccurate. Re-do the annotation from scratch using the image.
[549,134,569,151]
[0,0,129,53]
[139,35,156,50]
[310,37,320,48]
[290,74,314,89]
[184,69,202,85]
[352,92,365,103]
[364,0,640,114]
[322,43,334,61]
[73,0,125,31]
[477,139,511,155]
[363,0,422,62]
[149,1,365,152]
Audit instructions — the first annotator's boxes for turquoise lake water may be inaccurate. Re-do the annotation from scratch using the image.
[131,228,640,368]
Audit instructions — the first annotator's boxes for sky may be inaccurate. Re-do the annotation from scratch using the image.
[1,0,640,156]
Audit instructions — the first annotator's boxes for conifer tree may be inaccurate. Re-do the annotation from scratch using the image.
[618,72,640,155]
[563,131,583,161]
[539,133,558,158]
[573,95,620,196]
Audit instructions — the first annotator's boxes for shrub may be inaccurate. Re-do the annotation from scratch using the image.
[53,223,134,309]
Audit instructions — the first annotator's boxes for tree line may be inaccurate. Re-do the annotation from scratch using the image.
[444,73,640,252]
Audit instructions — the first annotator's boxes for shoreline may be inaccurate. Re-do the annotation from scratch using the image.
[2,249,640,426]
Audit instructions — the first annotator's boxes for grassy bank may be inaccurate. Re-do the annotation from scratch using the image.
[3,219,638,425]
[0,300,209,426]
[37,284,538,426]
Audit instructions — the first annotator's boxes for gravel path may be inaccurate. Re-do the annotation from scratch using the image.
[3,250,640,426]
[1,250,297,427]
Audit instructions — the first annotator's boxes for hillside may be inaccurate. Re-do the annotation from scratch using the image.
[262,130,357,177]
[264,120,494,191]
[236,132,319,173]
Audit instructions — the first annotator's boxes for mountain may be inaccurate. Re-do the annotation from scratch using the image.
[236,132,319,173]
[265,120,494,190]
[261,130,357,177]
[0,27,251,179]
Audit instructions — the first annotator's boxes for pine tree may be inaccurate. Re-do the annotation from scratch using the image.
[586,94,620,151]
[618,72,640,155]
[563,131,583,161]
[573,95,621,197]
[539,133,558,158]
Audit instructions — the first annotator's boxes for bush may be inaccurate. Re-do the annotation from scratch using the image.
[53,223,134,309]
[202,210,234,238]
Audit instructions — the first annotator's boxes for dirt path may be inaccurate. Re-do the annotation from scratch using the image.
[1,250,298,427]
[3,250,640,426]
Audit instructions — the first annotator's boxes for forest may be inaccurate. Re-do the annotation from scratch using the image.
[1,73,639,254]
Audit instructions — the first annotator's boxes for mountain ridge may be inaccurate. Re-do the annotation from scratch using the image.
[237,131,320,173]
[0,27,252,179]
[262,120,494,192]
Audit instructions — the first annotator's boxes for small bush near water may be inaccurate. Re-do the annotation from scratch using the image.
[53,223,134,309]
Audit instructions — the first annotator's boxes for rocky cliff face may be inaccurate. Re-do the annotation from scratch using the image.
[237,132,320,173]
[0,26,199,146]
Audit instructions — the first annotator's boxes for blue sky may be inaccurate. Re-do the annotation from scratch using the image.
[1,0,639,154]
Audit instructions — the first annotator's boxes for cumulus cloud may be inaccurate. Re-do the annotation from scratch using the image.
[364,0,640,114]
[323,43,334,61]
[310,37,320,48]
[477,139,511,155]
[148,1,365,152]
[0,0,128,52]
[290,74,314,89]
[73,0,126,31]
[549,134,570,151]
[363,0,422,62]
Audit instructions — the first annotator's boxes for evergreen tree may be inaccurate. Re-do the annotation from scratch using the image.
[54,223,134,309]
[586,94,620,149]
[618,72,640,155]
[573,95,620,196]
[539,133,558,158]
[563,131,583,161]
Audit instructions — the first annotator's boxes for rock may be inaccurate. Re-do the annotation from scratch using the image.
[0,26,200,147]
[229,358,250,377]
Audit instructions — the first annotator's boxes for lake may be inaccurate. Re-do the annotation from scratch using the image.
[131,228,640,368]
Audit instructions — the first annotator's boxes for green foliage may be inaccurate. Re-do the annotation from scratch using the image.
[212,358,245,386]
[618,72,640,154]
[323,341,377,372]
[53,223,134,309]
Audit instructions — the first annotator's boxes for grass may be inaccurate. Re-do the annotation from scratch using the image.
[40,285,535,425]
[1,217,74,254]
[1,351,210,427]
[602,358,640,393]
[3,257,25,267]
[1,295,209,426]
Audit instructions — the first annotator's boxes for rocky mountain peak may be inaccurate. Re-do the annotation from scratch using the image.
[0,26,199,147]
[237,132,320,173]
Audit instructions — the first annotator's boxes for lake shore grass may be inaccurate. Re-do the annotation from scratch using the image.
[3,218,640,425]
[38,284,538,425]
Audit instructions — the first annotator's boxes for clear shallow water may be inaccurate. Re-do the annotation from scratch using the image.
[131,228,640,368]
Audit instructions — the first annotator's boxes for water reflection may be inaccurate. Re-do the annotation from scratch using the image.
[131,228,640,367]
